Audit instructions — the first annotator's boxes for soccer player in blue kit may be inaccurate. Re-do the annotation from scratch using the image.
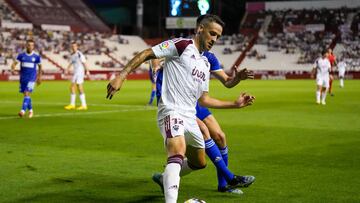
[147,59,161,105]
[11,39,42,118]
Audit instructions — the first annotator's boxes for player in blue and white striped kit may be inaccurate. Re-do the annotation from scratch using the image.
[11,39,42,118]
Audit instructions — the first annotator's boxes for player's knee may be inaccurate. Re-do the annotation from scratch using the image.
[188,160,207,170]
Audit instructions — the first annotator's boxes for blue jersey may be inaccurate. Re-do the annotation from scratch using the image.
[16,51,41,82]
[202,51,222,72]
[156,51,222,120]
[149,61,159,84]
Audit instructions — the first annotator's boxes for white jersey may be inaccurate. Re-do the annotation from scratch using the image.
[337,61,346,76]
[152,38,210,120]
[314,57,331,79]
[70,50,86,75]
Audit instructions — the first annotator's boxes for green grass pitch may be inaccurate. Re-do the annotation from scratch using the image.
[0,79,359,203]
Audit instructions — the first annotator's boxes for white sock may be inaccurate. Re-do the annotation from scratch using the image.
[180,158,194,177]
[79,93,87,106]
[316,90,321,103]
[321,89,328,103]
[163,163,181,203]
[340,79,344,87]
[70,94,76,105]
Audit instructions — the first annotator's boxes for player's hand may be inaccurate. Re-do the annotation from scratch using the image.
[235,92,255,108]
[86,70,91,78]
[234,68,254,80]
[106,73,126,99]
[10,69,17,75]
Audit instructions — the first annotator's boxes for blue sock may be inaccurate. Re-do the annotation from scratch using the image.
[217,146,229,189]
[220,146,228,166]
[27,97,32,110]
[148,90,156,104]
[205,139,234,185]
[22,96,30,112]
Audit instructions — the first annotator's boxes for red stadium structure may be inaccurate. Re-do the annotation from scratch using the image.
[1,0,360,81]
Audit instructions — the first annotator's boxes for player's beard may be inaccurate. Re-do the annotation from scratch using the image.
[199,37,208,52]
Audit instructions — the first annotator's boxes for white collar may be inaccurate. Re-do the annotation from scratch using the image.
[25,51,34,56]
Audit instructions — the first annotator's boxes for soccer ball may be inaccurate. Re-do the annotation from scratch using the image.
[184,198,206,203]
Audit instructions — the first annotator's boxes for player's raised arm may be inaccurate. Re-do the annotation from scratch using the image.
[214,67,254,88]
[106,48,156,99]
[198,92,255,109]
[206,52,253,88]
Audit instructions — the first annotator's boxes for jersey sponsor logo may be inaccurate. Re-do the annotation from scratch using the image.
[22,62,35,68]
[192,67,206,82]
[160,41,170,50]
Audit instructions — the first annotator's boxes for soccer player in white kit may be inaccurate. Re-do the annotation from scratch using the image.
[107,14,255,203]
[337,58,346,88]
[64,41,90,110]
[312,50,331,105]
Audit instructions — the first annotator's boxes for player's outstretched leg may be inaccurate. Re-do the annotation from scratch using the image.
[205,139,255,189]
[19,95,30,117]
[148,90,156,105]
[321,87,328,105]
[329,76,334,96]
[64,93,76,110]
[77,93,88,110]
[76,84,87,110]
[27,96,33,118]
[152,172,164,194]
[163,155,183,203]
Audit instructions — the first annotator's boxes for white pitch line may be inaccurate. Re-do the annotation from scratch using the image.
[0,108,156,120]
[0,100,155,108]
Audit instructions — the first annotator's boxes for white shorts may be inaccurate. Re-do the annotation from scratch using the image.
[158,112,205,149]
[316,77,329,88]
[72,73,84,84]
[338,70,345,78]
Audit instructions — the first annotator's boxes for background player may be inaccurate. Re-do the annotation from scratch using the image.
[312,50,331,105]
[147,59,161,105]
[327,48,337,96]
[64,41,90,110]
[11,39,42,118]
[337,58,346,88]
[107,14,255,203]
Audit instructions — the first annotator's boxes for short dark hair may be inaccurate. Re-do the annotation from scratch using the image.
[71,41,77,45]
[321,49,327,56]
[196,14,225,28]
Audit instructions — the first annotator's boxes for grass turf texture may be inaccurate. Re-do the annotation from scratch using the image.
[0,80,359,203]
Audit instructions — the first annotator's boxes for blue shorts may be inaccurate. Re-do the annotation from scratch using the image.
[19,81,35,93]
[149,69,158,84]
[196,103,212,121]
